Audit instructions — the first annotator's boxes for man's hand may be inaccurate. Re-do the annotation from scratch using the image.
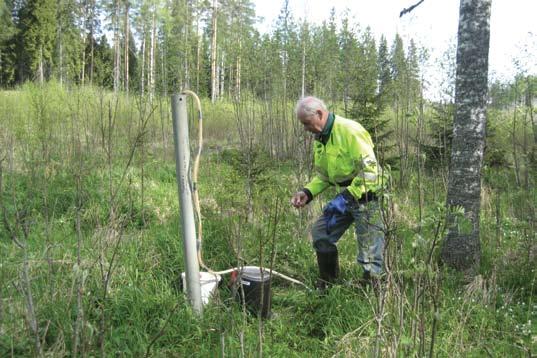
[291,191,309,208]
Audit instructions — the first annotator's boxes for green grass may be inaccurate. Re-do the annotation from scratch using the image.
[0,84,536,356]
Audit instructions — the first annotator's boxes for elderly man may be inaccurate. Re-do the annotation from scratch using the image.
[291,96,385,291]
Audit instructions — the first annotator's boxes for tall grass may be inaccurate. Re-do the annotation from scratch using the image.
[0,83,535,356]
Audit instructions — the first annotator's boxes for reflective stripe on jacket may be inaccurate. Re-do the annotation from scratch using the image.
[304,115,384,200]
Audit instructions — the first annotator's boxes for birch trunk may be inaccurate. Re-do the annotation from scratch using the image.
[196,13,201,93]
[81,35,85,85]
[39,46,44,84]
[149,8,156,102]
[113,0,120,93]
[529,77,537,169]
[88,0,95,85]
[219,52,224,98]
[161,37,167,97]
[512,85,520,186]
[236,40,241,100]
[210,0,218,103]
[59,28,63,86]
[89,27,94,85]
[441,0,491,274]
[124,1,130,94]
[184,5,190,89]
[141,34,145,96]
[301,30,305,98]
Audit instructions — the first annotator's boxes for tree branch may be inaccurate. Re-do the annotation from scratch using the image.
[400,0,425,17]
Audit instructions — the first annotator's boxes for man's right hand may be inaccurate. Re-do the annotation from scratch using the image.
[291,191,309,208]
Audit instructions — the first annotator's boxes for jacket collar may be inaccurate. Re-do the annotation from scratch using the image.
[315,112,335,145]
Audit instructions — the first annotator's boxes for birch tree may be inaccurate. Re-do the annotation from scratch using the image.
[112,0,121,92]
[123,0,130,93]
[440,0,491,273]
[210,0,217,102]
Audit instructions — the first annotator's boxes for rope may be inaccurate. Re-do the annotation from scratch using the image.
[180,90,310,290]
[181,90,207,273]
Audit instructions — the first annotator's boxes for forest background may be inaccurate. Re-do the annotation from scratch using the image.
[0,0,535,356]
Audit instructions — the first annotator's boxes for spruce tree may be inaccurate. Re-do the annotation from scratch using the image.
[18,0,57,83]
[377,34,391,112]
[0,0,17,85]
[89,34,113,88]
[56,0,82,84]
[350,26,378,123]
[338,12,359,114]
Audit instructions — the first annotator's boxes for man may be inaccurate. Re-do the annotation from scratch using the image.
[291,96,385,291]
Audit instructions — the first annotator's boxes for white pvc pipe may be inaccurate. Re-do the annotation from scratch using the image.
[171,94,203,314]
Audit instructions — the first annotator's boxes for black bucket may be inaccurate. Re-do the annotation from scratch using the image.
[235,266,272,318]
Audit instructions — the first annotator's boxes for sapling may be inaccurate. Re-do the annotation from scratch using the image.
[0,156,43,357]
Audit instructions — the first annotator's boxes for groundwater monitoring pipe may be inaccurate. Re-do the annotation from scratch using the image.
[174,90,311,312]
[183,91,310,291]
[171,94,203,314]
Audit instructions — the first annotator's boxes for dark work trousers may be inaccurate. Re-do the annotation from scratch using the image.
[312,199,385,275]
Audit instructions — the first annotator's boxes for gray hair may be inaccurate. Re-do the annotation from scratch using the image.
[295,96,327,117]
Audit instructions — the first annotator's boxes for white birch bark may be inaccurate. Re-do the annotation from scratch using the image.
[113,0,120,93]
[124,1,130,94]
[210,0,218,102]
[441,0,491,273]
[149,7,156,101]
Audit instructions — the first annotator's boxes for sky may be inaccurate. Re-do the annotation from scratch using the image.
[253,0,536,98]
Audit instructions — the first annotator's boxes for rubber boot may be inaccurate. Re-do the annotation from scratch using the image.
[362,270,371,284]
[316,250,339,293]
[359,270,383,293]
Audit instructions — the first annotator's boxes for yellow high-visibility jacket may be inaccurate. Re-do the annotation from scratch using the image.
[304,114,385,201]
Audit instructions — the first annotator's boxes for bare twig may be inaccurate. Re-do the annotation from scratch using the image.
[72,124,86,357]
[429,270,442,358]
[109,104,157,207]
[332,318,375,357]
[427,218,445,266]
[98,97,152,356]
[144,301,182,358]
[98,216,127,356]
[21,246,43,357]
[0,155,42,356]
[0,158,24,249]
[400,0,425,17]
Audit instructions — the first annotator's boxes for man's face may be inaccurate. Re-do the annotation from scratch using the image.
[297,110,324,134]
